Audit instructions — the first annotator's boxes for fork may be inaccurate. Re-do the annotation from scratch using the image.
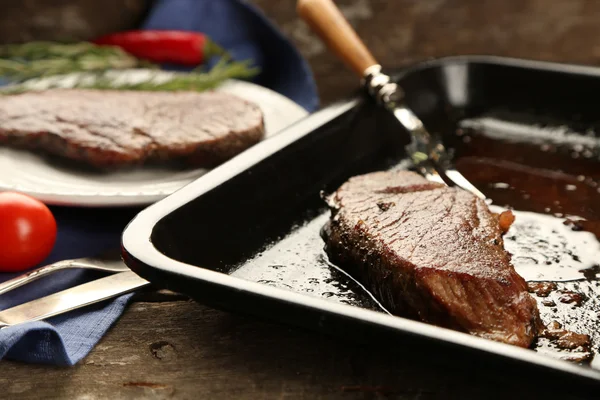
[0,250,129,296]
[297,0,486,200]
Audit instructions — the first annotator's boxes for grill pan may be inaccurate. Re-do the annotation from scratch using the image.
[122,56,600,392]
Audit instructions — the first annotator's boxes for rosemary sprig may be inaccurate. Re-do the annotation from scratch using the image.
[0,41,132,60]
[0,41,154,81]
[99,59,259,91]
[0,40,260,95]
[0,58,260,95]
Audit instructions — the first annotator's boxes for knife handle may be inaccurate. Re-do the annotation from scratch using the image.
[297,0,378,77]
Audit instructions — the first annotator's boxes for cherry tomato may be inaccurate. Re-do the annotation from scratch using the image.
[0,192,57,272]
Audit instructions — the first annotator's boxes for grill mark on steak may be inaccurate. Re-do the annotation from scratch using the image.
[377,195,423,237]
[0,123,130,162]
[0,89,264,168]
[379,216,405,233]
[407,192,455,259]
[324,170,542,347]
[54,116,141,154]
[376,182,444,194]
[131,127,159,147]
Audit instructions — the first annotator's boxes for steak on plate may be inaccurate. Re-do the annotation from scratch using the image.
[323,170,541,347]
[0,89,264,168]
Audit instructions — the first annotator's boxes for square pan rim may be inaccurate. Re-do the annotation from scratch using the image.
[393,54,600,79]
[121,55,600,385]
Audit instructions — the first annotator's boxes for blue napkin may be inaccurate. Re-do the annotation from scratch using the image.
[0,0,318,366]
[144,0,318,111]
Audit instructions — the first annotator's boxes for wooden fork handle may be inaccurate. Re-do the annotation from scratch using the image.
[297,0,378,77]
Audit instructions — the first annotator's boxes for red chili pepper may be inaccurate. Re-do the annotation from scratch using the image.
[92,30,226,66]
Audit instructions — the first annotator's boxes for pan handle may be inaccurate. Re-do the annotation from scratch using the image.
[297,0,378,77]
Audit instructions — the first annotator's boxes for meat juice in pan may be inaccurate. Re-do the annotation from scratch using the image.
[233,114,600,366]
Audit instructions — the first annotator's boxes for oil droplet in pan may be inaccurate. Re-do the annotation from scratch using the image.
[489,205,600,282]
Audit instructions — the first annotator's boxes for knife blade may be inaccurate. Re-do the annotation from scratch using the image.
[0,271,150,328]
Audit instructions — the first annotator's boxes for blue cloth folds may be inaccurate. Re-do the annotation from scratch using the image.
[0,0,318,366]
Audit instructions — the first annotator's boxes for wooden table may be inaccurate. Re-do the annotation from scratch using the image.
[2,1,600,398]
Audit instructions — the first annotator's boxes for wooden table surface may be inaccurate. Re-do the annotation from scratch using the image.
[2,1,600,398]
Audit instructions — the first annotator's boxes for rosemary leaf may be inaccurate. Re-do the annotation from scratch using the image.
[0,41,148,81]
[0,59,260,95]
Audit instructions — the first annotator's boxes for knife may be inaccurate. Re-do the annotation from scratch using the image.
[0,271,150,328]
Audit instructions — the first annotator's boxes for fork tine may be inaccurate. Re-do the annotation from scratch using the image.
[418,162,487,200]
[0,261,71,296]
[444,169,487,200]
[0,249,128,297]
[415,163,446,186]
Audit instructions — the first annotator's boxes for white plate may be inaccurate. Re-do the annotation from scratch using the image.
[0,70,308,207]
